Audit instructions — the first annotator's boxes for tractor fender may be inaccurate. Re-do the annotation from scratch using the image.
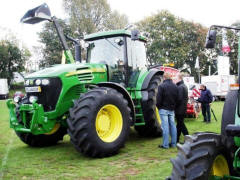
[141,69,164,101]
[97,82,135,125]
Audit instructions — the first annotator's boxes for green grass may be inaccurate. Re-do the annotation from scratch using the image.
[0,100,224,180]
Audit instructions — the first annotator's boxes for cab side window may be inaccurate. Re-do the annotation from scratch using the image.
[127,38,147,87]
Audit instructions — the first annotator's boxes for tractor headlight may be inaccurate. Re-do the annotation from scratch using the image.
[13,96,21,103]
[29,96,38,103]
[35,79,42,86]
[42,79,50,85]
[25,80,30,86]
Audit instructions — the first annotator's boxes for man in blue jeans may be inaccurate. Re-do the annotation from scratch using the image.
[156,72,178,149]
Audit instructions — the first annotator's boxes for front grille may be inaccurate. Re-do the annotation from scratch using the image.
[76,67,93,82]
[24,112,32,128]
[25,77,62,112]
[17,108,32,128]
[77,73,93,82]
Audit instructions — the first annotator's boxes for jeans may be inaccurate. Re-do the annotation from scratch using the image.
[159,109,177,148]
[201,103,211,122]
[176,114,189,142]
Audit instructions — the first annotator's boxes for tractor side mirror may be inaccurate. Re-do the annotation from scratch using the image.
[131,30,140,40]
[20,3,52,24]
[205,30,217,48]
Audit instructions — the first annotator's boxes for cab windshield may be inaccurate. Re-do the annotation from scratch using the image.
[86,37,125,66]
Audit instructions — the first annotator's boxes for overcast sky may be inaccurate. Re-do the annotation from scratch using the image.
[1,0,240,50]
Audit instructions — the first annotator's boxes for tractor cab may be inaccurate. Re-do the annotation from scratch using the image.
[84,30,148,87]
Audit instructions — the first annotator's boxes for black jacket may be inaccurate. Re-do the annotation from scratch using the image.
[198,88,213,104]
[156,79,178,111]
[175,80,188,115]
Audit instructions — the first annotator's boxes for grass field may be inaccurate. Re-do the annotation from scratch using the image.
[0,100,224,180]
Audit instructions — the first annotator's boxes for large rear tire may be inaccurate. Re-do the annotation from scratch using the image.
[135,75,162,137]
[67,87,131,157]
[170,133,232,180]
[221,90,238,150]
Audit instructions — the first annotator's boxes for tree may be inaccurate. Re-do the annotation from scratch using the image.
[137,10,209,79]
[227,30,239,75]
[63,0,129,34]
[225,21,240,75]
[0,39,30,84]
[105,10,129,30]
[38,18,74,67]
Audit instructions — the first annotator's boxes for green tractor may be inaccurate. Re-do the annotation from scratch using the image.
[7,3,163,157]
[169,25,240,179]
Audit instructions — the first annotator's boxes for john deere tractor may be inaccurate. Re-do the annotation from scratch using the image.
[7,3,163,157]
[169,25,240,179]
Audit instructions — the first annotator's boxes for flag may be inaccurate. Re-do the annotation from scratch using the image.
[192,88,201,98]
[195,57,200,69]
[222,30,231,53]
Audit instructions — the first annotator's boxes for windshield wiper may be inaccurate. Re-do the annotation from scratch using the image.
[104,38,120,51]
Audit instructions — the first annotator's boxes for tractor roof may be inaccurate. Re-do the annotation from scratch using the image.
[84,29,147,42]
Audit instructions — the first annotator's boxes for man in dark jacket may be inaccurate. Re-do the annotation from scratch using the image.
[156,72,178,149]
[198,84,213,123]
[175,73,189,143]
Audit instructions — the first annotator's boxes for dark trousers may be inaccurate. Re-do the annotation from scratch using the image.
[201,103,211,122]
[176,114,189,142]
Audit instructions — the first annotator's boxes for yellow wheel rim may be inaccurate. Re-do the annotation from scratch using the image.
[96,104,123,143]
[44,123,60,135]
[210,154,230,177]
[155,107,161,125]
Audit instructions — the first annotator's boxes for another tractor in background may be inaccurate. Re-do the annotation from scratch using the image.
[169,25,240,180]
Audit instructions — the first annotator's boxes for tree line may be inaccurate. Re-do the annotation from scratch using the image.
[1,0,240,83]
[0,38,30,84]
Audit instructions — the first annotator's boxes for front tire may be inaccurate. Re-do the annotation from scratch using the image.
[15,106,66,147]
[170,133,232,180]
[135,75,162,137]
[67,87,131,157]
[16,126,67,147]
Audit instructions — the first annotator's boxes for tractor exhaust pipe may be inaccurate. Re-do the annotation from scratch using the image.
[65,35,81,63]
[75,44,81,63]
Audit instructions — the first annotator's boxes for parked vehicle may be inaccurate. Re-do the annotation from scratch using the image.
[183,76,195,93]
[183,77,201,118]
[159,66,180,83]
[0,79,9,99]
[201,75,235,100]
[6,3,163,158]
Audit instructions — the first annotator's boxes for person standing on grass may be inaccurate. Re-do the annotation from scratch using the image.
[156,72,178,149]
[175,73,189,143]
[197,84,213,123]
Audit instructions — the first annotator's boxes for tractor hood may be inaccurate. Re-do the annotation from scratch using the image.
[26,63,107,78]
